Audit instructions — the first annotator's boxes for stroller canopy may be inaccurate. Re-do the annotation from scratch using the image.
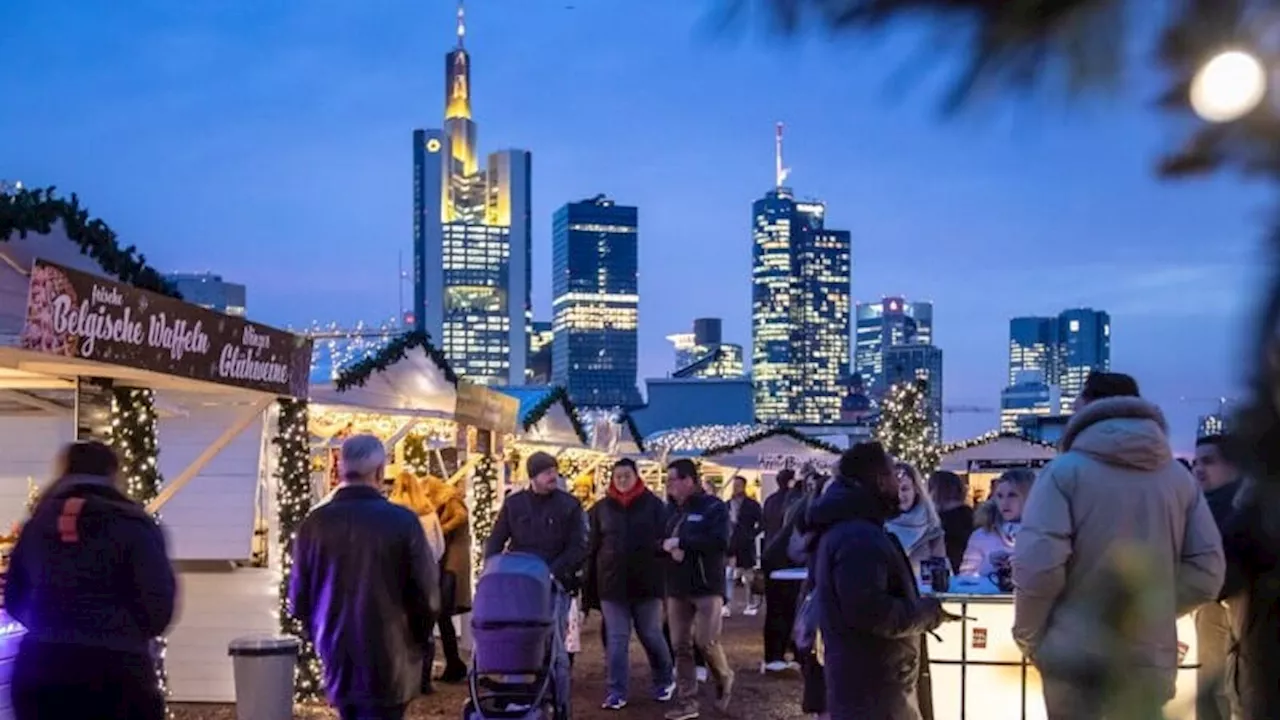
[473,552,555,628]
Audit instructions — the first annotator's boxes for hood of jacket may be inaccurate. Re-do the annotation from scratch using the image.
[805,477,895,532]
[1060,396,1173,472]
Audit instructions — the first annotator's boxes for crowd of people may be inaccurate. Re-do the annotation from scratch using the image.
[0,369,1256,720]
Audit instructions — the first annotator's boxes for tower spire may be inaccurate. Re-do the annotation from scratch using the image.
[456,0,466,48]
[775,122,790,189]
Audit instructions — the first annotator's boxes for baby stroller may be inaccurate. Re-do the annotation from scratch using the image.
[464,552,571,720]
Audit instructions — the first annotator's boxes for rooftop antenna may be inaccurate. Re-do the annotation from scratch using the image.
[456,0,466,48]
[775,122,790,189]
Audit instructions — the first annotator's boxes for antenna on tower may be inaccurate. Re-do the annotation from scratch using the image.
[775,122,790,189]
[456,0,466,48]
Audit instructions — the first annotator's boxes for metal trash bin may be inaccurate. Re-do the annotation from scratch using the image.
[228,635,300,720]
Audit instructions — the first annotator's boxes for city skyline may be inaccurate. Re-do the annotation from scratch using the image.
[1,0,1257,448]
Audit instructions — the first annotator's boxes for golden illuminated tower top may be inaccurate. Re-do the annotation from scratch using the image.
[445,0,472,121]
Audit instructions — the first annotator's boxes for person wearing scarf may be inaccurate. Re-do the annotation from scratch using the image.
[959,469,1035,579]
[885,462,947,578]
[585,459,675,710]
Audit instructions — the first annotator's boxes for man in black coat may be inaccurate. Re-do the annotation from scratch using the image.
[586,459,675,710]
[726,475,763,618]
[289,435,440,720]
[760,468,801,672]
[809,442,947,720]
[662,459,734,720]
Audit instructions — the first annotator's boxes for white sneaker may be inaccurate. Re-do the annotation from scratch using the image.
[721,605,731,619]
[743,604,760,617]
[696,666,709,683]
[763,661,789,673]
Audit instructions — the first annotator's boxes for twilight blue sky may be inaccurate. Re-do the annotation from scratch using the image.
[0,0,1267,449]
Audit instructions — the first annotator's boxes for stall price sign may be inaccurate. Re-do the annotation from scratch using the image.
[20,259,313,398]
[971,627,988,649]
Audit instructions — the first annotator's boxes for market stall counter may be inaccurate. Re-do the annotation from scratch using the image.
[770,570,1199,720]
[0,611,24,720]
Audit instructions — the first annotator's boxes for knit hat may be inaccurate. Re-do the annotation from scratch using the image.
[526,451,558,480]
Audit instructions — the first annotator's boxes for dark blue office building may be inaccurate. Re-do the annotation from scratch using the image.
[551,195,643,408]
[1004,309,1110,415]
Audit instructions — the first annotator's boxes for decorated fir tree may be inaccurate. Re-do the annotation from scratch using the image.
[874,379,941,476]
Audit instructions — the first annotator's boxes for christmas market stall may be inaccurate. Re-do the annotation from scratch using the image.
[645,424,840,502]
[0,188,314,710]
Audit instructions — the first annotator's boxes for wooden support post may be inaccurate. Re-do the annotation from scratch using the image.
[382,418,418,455]
[447,454,482,487]
[147,396,274,515]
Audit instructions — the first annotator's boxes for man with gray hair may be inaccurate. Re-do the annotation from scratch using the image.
[289,434,440,720]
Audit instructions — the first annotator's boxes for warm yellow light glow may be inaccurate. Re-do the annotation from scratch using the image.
[1190,50,1267,123]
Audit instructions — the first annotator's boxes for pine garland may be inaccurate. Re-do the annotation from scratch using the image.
[704,425,840,457]
[940,431,1059,455]
[875,380,942,476]
[469,454,498,588]
[274,398,324,703]
[521,386,587,444]
[107,387,172,716]
[0,187,179,297]
[334,330,457,391]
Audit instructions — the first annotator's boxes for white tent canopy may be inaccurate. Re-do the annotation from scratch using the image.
[309,346,456,418]
[498,387,587,449]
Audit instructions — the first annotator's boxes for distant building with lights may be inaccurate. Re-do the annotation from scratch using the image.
[854,297,934,397]
[667,318,745,379]
[883,343,944,436]
[527,320,553,385]
[751,125,851,424]
[1000,370,1061,433]
[551,195,642,408]
[1005,309,1110,415]
[165,272,247,317]
[1197,413,1225,438]
[413,3,531,386]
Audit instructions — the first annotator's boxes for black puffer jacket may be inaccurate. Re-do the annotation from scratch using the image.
[585,488,668,605]
[809,478,942,720]
[288,485,440,707]
[664,491,730,598]
[484,488,588,588]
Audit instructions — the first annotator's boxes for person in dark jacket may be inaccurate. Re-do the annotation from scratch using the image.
[928,470,973,573]
[1192,434,1244,720]
[586,459,675,710]
[662,459,734,720]
[810,441,947,720]
[760,468,801,672]
[422,474,471,684]
[726,475,763,617]
[788,471,832,717]
[5,441,176,720]
[289,435,440,720]
[484,451,588,588]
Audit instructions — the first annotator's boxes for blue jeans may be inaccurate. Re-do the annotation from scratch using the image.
[601,598,674,698]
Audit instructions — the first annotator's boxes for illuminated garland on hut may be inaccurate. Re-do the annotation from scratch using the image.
[469,454,498,587]
[274,399,324,702]
[333,330,458,391]
[521,386,588,444]
[108,387,172,716]
[0,187,179,296]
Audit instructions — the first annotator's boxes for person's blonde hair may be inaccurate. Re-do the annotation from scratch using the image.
[895,461,942,526]
[389,471,433,516]
[977,468,1036,532]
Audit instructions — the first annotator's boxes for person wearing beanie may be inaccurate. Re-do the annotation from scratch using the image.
[484,450,587,715]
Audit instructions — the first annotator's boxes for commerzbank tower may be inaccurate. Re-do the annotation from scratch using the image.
[413,0,532,385]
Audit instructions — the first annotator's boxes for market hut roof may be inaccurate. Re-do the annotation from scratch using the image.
[496,385,588,447]
[938,431,1058,472]
[310,331,457,417]
[646,424,840,462]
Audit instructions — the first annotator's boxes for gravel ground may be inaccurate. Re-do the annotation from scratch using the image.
[171,610,808,720]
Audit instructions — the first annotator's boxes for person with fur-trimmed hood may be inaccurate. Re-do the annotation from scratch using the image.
[1013,372,1225,719]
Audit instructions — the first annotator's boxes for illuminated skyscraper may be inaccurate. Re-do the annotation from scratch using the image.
[751,124,851,423]
[854,297,934,396]
[413,1,531,385]
[667,318,745,379]
[1002,308,1110,417]
[552,196,642,408]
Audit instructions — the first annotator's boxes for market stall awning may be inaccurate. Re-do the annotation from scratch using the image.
[646,424,839,470]
[496,385,588,447]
